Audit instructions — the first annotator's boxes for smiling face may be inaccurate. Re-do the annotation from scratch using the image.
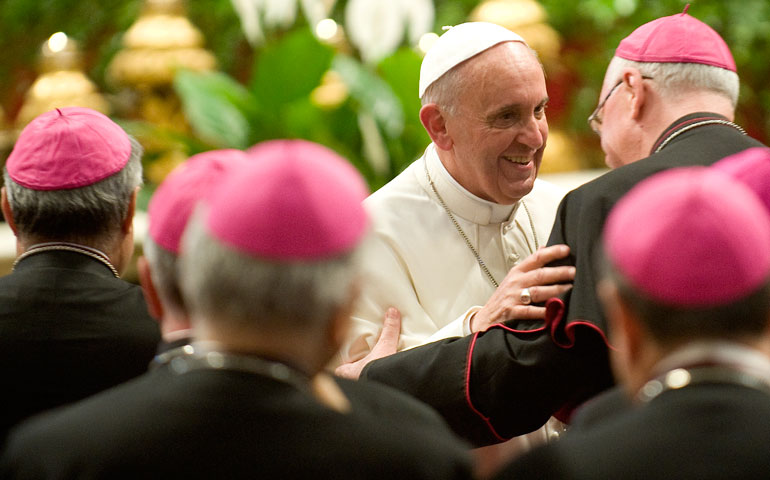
[440,42,548,205]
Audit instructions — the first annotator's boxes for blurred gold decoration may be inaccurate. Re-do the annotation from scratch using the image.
[108,0,216,89]
[0,106,12,154]
[138,93,189,131]
[470,0,561,63]
[107,0,217,183]
[16,32,110,128]
[145,148,187,185]
[539,130,582,173]
[311,70,349,109]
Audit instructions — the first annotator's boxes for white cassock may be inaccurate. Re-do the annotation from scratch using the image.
[337,143,567,452]
[339,143,565,361]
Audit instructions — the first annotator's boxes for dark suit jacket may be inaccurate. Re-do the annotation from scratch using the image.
[0,250,161,443]
[362,114,766,446]
[0,365,472,479]
[497,382,770,479]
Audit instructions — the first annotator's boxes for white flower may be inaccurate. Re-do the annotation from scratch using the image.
[301,0,336,27]
[345,0,435,64]
[231,0,265,46]
[262,0,298,29]
[401,0,434,44]
[230,0,337,46]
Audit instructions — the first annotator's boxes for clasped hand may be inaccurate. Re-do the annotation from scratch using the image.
[470,244,574,332]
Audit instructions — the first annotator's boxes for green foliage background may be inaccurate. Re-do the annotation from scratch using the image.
[2,0,769,192]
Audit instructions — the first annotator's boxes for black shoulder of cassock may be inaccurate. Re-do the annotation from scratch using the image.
[544,123,767,340]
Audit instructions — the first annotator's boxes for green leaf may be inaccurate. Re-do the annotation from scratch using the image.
[281,98,325,138]
[378,47,423,122]
[377,47,431,173]
[250,28,334,111]
[174,70,254,149]
[333,54,404,138]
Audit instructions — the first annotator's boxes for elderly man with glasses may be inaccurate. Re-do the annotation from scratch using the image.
[348,7,768,449]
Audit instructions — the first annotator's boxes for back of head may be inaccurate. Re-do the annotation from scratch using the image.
[145,148,250,312]
[179,139,370,339]
[602,167,770,346]
[4,107,142,249]
[609,6,739,107]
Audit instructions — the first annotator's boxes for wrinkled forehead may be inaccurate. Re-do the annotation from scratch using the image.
[459,43,544,88]
[459,43,546,105]
[460,41,540,73]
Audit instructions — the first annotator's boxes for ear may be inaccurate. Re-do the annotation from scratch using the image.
[419,104,453,151]
[122,187,139,235]
[757,313,770,358]
[621,68,647,121]
[1,188,18,235]
[137,255,164,321]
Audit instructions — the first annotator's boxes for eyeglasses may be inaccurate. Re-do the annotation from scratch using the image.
[587,76,653,134]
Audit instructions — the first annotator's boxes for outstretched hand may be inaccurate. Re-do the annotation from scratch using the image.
[471,244,575,332]
[335,307,401,380]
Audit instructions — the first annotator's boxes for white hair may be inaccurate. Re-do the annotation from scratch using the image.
[4,136,143,249]
[607,56,740,108]
[421,63,466,115]
[179,211,363,333]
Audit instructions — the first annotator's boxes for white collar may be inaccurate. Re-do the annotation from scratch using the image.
[420,144,517,225]
[653,341,770,382]
[636,341,770,403]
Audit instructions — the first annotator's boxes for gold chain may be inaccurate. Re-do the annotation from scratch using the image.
[424,161,539,289]
[13,244,120,278]
[168,346,311,394]
[655,119,746,153]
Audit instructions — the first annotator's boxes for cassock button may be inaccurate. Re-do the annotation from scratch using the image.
[508,253,519,262]
[549,431,561,441]
[503,223,514,233]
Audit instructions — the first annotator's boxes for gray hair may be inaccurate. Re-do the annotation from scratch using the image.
[421,42,542,115]
[143,235,185,313]
[599,248,770,347]
[606,56,739,108]
[179,212,363,334]
[4,136,143,249]
[421,62,466,116]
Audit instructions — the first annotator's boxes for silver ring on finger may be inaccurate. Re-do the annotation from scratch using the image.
[520,287,532,305]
